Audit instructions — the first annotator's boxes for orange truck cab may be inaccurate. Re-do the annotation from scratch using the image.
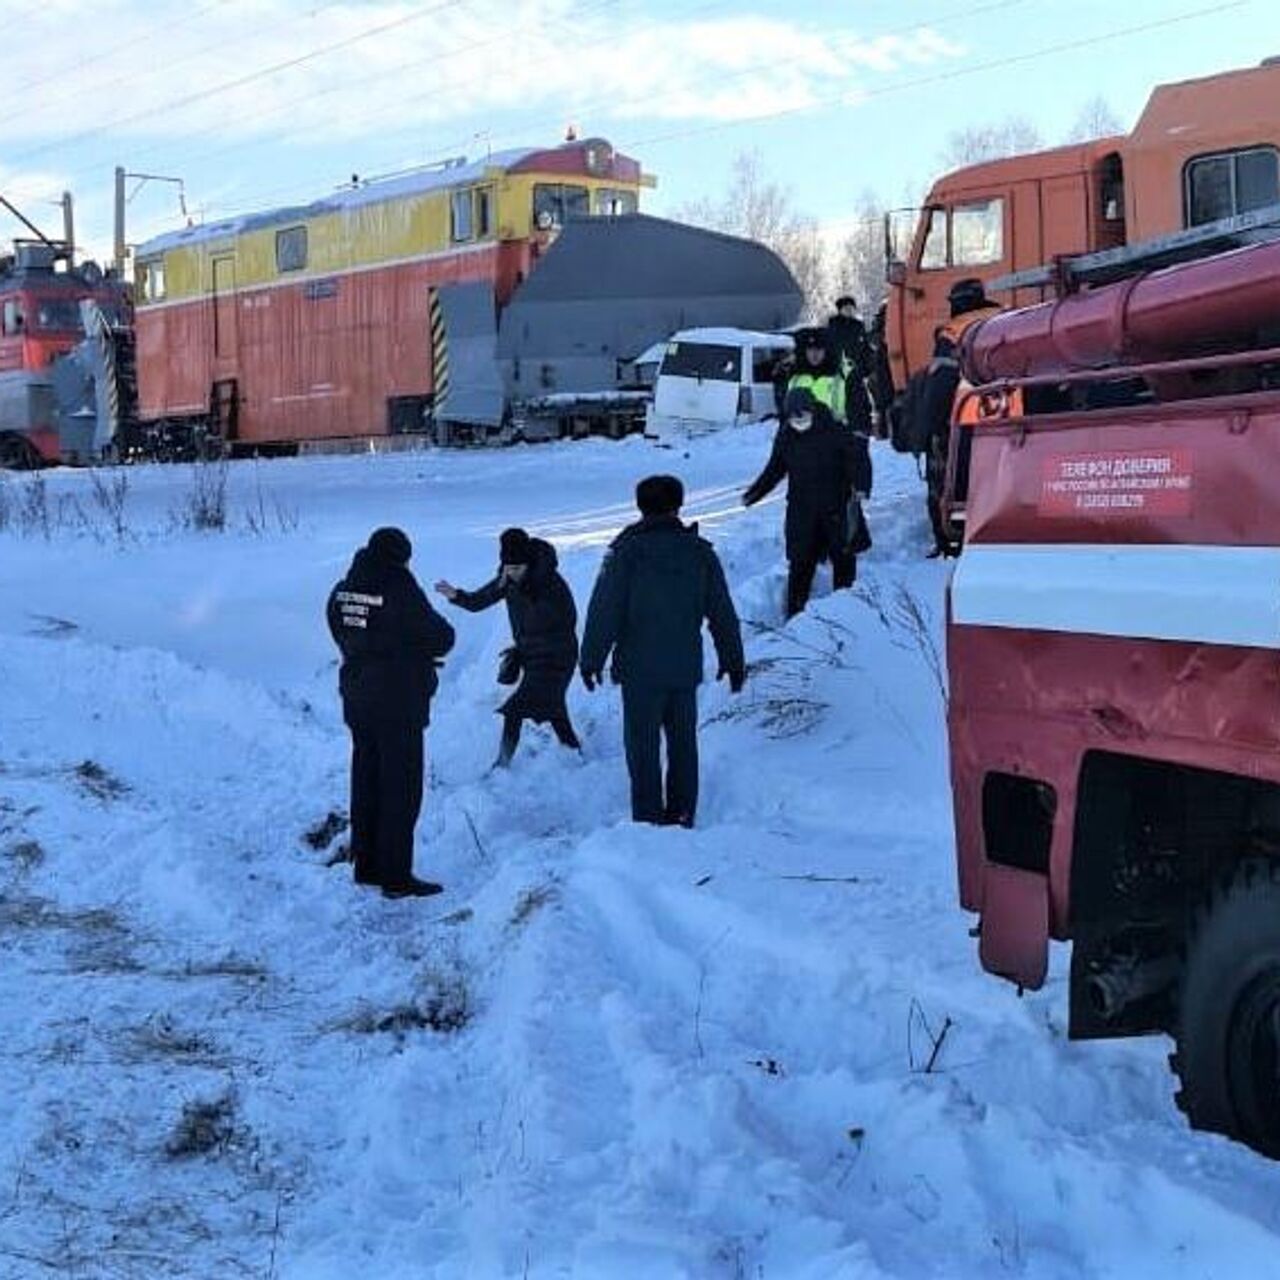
[884,58,1280,392]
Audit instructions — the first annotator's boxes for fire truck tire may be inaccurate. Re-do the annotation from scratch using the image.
[1175,858,1280,1157]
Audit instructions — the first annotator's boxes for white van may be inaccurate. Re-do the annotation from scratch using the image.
[645,327,793,438]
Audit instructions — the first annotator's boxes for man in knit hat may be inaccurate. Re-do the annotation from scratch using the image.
[327,527,455,898]
[436,526,580,766]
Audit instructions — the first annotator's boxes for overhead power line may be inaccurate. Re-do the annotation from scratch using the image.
[183,0,1031,223]
[621,0,1253,150]
[9,0,469,167]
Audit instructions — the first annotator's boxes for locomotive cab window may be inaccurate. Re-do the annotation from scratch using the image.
[2,298,23,335]
[1185,146,1280,226]
[595,188,637,216]
[138,259,166,303]
[533,184,589,230]
[451,189,474,242]
[276,226,308,273]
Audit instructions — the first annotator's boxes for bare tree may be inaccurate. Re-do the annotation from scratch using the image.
[1065,95,1125,143]
[938,116,1042,170]
[832,190,888,315]
[676,151,831,318]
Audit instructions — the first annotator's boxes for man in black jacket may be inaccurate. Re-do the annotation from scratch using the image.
[436,527,580,766]
[743,388,870,618]
[826,295,874,436]
[580,476,744,828]
[326,527,455,898]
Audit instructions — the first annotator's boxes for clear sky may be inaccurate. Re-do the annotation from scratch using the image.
[2,0,1276,263]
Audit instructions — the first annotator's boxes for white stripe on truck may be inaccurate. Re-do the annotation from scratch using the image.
[951,543,1280,647]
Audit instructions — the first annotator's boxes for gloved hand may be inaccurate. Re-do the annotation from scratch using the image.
[581,669,601,692]
[719,666,746,694]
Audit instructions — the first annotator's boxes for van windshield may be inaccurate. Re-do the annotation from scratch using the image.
[662,342,741,382]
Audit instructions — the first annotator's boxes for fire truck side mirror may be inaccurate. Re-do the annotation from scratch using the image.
[886,260,907,288]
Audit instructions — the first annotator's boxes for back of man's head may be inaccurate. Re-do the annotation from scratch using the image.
[636,474,684,517]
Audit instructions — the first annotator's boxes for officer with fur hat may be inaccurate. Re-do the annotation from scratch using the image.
[436,526,581,767]
[743,387,870,617]
[787,326,846,424]
[326,527,455,898]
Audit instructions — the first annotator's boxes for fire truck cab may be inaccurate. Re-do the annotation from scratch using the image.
[945,227,1280,1157]
[885,58,1280,393]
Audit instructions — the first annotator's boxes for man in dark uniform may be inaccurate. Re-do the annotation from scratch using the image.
[580,475,745,828]
[825,294,874,437]
[436,526,580,767]
[326,527,455,898]
[743,387,870,617]
[923,277,1002,558]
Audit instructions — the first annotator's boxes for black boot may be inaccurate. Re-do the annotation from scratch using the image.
[382,876,443,900]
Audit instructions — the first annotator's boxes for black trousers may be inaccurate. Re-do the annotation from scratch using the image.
[787,546,856,618]
[348,719,424,886]
[622,684,699,826]
[498,710,581,764]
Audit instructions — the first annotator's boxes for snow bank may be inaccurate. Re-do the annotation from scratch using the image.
[0,431,1276,1278]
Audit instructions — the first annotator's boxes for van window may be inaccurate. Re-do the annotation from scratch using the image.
[662,342,741,382]
[752,346,788,382]
[1185,147,1280,225]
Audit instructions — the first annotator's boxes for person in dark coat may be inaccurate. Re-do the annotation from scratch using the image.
[326,527,455,898]
[826,295,875,436]
[742,387,870,618]
[580,475,745,828]
[436,527,581,766]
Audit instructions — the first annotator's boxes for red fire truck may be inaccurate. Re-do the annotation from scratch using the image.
[945,224,1280,1156]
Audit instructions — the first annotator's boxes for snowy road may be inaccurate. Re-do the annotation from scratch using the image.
[1,430,1278,1277]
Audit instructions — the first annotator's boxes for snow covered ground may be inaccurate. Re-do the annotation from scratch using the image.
[0,427,1278,1278]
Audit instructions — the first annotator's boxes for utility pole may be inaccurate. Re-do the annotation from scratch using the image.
[60,191,74,266]
[115,165,187,277]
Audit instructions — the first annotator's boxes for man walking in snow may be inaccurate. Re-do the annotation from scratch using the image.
[580,475,745,828]
[327,527,455,898]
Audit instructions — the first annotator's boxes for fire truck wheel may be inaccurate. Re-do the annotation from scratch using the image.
[1175,858,1280,1157]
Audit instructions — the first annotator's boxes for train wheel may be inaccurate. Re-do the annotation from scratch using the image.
[0,434,39,470]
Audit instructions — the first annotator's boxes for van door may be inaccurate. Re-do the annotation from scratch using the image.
[653,340,742,425]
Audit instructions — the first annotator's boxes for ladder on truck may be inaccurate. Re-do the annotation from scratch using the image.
[989,201,1280,295]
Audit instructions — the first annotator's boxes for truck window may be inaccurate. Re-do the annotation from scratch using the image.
[662,342,741,382]
[952,198,1004,266]
[1185,146,1280,225]
[919,207,947,269]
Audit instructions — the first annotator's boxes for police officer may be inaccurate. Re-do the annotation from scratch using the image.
[326,527,455,898]
[743,387,870,617]
[787,327,846,424]
[826,294,874,437]
[580,475,744,828]
[923,278,1002,558]
[436,527,580,767]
